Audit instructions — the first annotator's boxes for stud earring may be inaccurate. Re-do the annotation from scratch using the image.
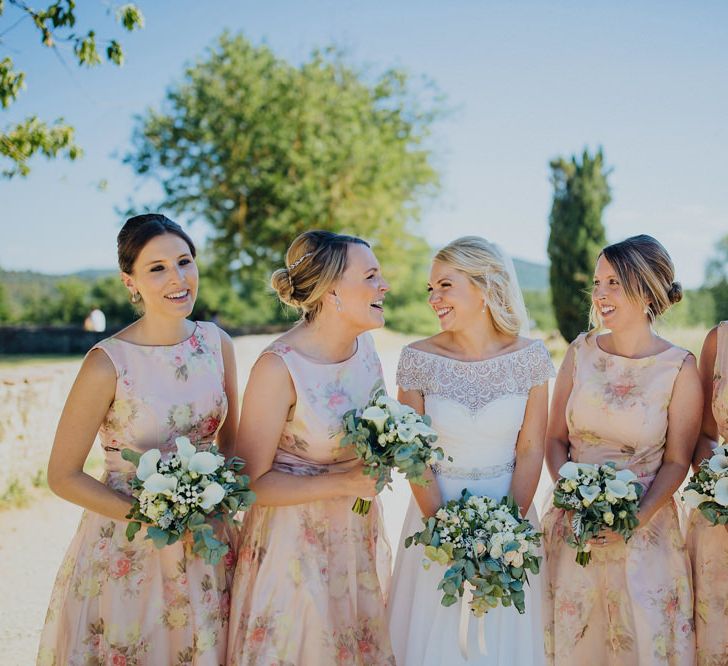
[130,291,141,304]
[643,306,650,314]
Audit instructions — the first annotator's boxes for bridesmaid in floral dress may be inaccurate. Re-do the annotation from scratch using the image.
[686,321,728,665]
[227,230,395,666]
[37,214,239,665]
[542,235,702,666]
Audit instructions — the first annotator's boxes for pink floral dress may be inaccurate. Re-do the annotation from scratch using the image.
[227,332,395,666]
[37,321,235,666]
[686,321,728,666]
[541,333,695,666]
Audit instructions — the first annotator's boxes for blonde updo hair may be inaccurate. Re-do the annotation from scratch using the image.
[271,230,370,322]
[434,236,522,337]
[588,234,682,335]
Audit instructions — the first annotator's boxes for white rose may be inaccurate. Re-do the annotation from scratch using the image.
[504,550,524,568]
[603,511,614,526]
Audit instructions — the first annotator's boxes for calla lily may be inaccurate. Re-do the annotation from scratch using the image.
[714,445,728,456]
[605,479,629,499]
[199,482,225,510]
[579,485,601,506]
[188,451,222,475]
[559,461,581,480]
[714,477,728,507]
[136,449,161,481]
[143,472,178,495]
[175,436,197,462]
[361,405,389,433]
[615,468,638,484]
[708,454,728,475]
[682,488,712,509]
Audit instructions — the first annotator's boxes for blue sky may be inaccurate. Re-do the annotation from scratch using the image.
[1,0,726,287]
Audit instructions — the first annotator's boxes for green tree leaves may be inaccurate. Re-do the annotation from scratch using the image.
[125,33,443,327]
[547,148,611,342]
[0,1,145,177]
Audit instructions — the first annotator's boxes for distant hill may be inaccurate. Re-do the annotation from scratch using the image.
[513,258,549,291]
[0,268,117,311]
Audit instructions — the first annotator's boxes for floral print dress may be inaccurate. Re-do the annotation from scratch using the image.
[227,332,395,666]
[541,333,695,666]
[686,320,728,666]
[37,321,234,666]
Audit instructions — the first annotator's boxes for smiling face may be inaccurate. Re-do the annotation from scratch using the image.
[427,260,485,331]
[591,254,647,331]
[122,233,199,319]
[332,243,389,332]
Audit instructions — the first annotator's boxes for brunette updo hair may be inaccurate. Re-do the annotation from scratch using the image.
[589,234,682,333]
[271,230,370,322]
[434,236,523,337]
[117,214,196,274]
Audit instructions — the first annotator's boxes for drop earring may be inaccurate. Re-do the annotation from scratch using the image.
[481,301,486,313]
[130,291,141,304]
[335,296,343,312]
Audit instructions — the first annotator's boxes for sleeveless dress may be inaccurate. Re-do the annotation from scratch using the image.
[386,340,555,666]
[686,321,728,666]
[37,321,234,666]
[226,333,395,666]
[541,333,695,666]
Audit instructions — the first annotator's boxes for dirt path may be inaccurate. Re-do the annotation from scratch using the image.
[0,329,552,664]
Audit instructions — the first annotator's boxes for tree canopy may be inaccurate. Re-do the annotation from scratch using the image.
[125,33,443,327]
[547,148,611,342]
[0,1,144,177]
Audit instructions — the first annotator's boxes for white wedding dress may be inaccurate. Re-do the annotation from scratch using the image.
[387,340,554,666]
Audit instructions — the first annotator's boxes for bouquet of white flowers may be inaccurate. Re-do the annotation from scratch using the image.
[405,491,542,617]
[341,384,447,515]
[121,436,256,564]
[682,445,728,525]
[553,461,643,566]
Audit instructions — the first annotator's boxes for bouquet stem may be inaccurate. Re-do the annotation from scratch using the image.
[576,550,591,567]
[352,497,372,515]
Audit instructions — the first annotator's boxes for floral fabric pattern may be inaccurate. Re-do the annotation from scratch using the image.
[227,332,394,666]
[542,333,695,666]
[686,320,728,665]
[37,322,233,665]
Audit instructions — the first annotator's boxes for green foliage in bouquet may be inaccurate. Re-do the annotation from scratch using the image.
[341,382,447,515]
[122,437,255,565]
[682,445,728,526]
[553,461,643,566]
[406,491,542,616]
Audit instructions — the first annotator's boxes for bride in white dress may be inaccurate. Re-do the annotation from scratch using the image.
[387,236,554,666]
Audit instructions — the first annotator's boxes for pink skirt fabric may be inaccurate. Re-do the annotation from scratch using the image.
[542,499,695,666]
[37,475,234,666]
[686,510,728,665]
[227,495,394,666]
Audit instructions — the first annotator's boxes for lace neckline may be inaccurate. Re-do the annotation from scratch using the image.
[405,338,541,365]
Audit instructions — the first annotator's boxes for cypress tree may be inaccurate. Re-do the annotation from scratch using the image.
[547,148,611,342]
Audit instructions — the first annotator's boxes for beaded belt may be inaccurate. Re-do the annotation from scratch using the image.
[431,459,515,480]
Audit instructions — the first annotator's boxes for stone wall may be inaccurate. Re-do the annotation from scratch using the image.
[0,360,81,494]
